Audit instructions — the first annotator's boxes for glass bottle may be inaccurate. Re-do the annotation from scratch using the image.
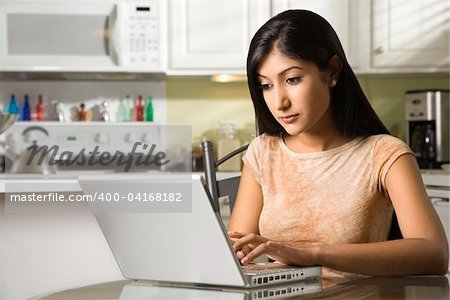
[21,94,31,121]
[117,95,132,122]
[36,94,44,121]
[242,122,257,145]
[136,95,144,121]
[7,94,19,114]
[145,96,154,122]
[191,137,204,172]
[217,121,241,171]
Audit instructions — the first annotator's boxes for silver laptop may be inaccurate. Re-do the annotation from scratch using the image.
[119,279,322,300]
[78,173,321,288]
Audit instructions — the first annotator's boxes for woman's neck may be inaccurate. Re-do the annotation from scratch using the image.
[283,127,351,154]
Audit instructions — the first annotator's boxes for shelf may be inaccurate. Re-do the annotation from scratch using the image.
[11,121,159,126]
[0,71,165,82]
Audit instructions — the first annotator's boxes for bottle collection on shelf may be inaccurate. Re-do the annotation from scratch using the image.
[2,94,154,122]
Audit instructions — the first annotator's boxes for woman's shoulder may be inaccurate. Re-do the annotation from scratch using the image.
[250,133,281,149]
[360,134,414,168]
[362,134,411,150]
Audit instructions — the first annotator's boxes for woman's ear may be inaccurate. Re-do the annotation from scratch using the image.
[328,55,342,86]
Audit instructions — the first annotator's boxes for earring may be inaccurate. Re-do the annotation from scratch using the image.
[330,79,337,87]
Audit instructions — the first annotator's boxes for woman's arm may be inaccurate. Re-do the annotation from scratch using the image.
[233,154,449,276]
[227,164,263,234]
[314,154,448,276]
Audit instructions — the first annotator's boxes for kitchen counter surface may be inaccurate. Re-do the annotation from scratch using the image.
[1,170,447,194]
[0,171,105,193]
[0,171,241,193]
[33,275,450,300]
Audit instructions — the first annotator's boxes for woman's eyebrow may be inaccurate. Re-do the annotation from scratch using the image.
[279,66,304,75]
[257,66,305,79]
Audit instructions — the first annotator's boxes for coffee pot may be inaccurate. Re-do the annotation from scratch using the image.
[405,90,449,169]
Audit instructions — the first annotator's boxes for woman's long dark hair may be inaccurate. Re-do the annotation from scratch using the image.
[247,10,389,137]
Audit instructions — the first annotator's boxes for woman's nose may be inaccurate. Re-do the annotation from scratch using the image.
[273,86,290,111]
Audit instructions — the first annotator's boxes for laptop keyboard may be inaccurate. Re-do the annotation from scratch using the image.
[242,263,298,275]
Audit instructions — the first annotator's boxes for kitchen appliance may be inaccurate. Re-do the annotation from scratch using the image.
[405,90,449,169]
[0,0,165,73]
[4,123,191,174]
[422,170,450,272]
[6,126,58,174]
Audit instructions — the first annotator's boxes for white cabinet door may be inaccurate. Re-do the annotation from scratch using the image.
[168,0,270,74]
[372,0,449,71]
[271,0,361,70]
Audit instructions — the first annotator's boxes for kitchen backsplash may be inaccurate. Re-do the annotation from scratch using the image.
[1,74,448,145]
[166,74,450,142]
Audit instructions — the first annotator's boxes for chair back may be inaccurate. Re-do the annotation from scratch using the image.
[201,140,247,214]
[217,176,241,213]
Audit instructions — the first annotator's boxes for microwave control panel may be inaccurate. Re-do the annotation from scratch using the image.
[126,0,161,68]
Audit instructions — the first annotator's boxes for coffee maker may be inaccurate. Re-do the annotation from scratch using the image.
[406,90,449,169]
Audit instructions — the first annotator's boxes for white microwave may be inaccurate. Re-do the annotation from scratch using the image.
[0,0,165,72]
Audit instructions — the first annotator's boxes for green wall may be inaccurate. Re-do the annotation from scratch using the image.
[358,75,449,139]
[166,74,449,143]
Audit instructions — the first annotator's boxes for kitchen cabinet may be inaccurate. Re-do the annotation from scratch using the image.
[167,0,363,75]
[167,0,270,75]
[166,0,449,75]
[271,0,362,71]
[371,0,449,72]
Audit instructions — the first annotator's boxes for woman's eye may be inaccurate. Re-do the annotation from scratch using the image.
[259,83,272,90]
[286,77,300,85]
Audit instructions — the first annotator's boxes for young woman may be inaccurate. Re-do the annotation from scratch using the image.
[227,10,448,278]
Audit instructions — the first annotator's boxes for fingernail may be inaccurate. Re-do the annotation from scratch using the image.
[241,258,248,264]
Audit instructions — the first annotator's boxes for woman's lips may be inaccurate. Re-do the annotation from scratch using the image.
[280,114,299,123]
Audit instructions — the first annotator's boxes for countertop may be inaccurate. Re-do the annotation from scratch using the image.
[0,170,447,193]
[0,171,241,193]
[33,275,450,300]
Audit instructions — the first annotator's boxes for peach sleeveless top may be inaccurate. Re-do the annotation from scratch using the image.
[243,134,414,278]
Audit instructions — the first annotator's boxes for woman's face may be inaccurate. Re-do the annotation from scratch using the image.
[257,48,336,137]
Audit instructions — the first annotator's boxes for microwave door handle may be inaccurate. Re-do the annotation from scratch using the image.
[106,6,120,66]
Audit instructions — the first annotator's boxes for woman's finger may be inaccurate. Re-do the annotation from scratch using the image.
[240,241,270,265]
[236,250,245,260]
[227,231,246,238]
[232,233,266,251]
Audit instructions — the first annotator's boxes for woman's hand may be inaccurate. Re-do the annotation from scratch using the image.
[228,231,317,266]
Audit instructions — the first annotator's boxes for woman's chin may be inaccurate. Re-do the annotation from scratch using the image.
[283,127,305,137]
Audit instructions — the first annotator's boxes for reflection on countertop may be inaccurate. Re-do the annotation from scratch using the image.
[33,275,449,300]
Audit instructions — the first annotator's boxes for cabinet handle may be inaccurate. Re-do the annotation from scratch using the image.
[374,47,383,55]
